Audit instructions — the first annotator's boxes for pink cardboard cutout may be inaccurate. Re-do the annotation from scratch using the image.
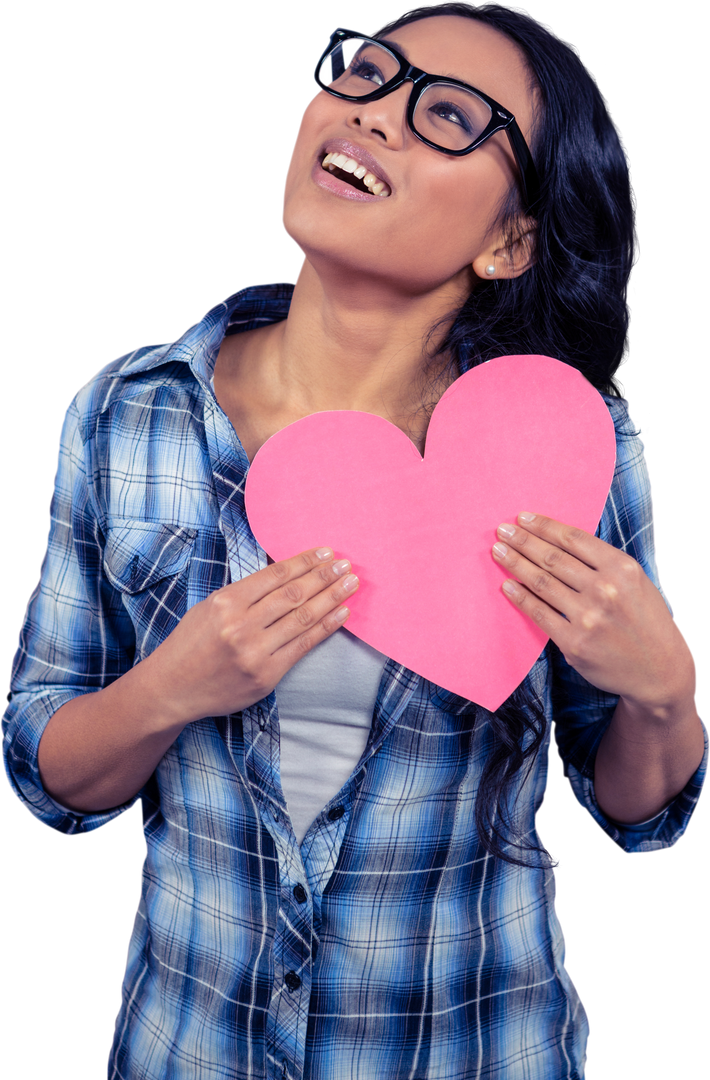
[245,355,617,710]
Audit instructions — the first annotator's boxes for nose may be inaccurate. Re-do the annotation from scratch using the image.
[350,80,412,142]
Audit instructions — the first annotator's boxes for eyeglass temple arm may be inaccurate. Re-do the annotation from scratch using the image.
[505,121,541,213]
[330,43,345,80]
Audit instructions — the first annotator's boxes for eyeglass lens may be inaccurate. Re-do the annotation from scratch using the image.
[318,38,494,152]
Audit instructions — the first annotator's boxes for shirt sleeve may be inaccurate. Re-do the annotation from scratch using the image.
[2,399,139,834]
[550,397,707,852]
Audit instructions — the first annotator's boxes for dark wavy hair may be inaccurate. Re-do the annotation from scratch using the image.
[375,4,636,866]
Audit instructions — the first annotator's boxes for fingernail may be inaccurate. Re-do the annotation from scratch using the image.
[518,512,536,524]
[497,523,515,539]
[502,580,519,596]
[334,606,350,624]
[332,559,351,576]
[492,542,508,559]
[316,547,333,560]
[341,574,359,592]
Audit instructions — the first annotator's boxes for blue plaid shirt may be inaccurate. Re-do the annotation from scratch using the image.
[4,286,706,1080]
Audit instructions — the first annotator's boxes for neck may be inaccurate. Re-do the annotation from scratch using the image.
[269,258,472,416]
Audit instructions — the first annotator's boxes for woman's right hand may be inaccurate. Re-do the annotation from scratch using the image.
[144,546,359,726]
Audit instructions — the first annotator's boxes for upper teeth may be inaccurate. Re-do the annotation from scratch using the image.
[322,152,391,197]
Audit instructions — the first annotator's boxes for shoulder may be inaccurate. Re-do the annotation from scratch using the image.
[602,392,639,441]
[604,394,650,497]
[69,345,198,447]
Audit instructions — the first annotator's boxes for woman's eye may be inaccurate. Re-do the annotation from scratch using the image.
[429,101,473,132]
[350,60,385,87]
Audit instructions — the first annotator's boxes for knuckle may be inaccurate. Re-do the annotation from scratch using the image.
[593,579,619,606]
[619,554,642,580]
[314,564,335,586]
[505,548,521,570]
[282,581,303,605]
[210,587,232,615]
[542,546,564,570]
[298,619,333,654]
[509,585,526,607]
[237,644,261,677]
[294,603,315,629]
[529,602,547,625]
[218,616,245,645]
[258,595,280,625]
[563,644,582,668]
[581,607,602,632]
[533,570,553,594]
[294,631,314,657]
[561,526,585,548]
[300,550,319,571]
[270,559,290,582]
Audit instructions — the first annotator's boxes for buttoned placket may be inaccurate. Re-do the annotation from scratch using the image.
[239,683,423,1080]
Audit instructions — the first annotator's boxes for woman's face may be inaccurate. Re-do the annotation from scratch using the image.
[283,15,536,299]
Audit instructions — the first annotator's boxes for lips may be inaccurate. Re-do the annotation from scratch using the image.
[312,165,381,202]
[319,138,395,195]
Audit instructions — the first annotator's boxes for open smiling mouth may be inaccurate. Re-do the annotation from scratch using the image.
[321,152,392,197]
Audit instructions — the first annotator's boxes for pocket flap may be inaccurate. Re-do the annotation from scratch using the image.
[103,521,198,594]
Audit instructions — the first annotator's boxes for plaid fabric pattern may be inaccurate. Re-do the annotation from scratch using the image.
[4,286,706,1080]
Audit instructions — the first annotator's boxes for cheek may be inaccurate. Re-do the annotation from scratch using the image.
[406,160,504,254]
[289,93,337,161]
[283,97,324,170]
[484,132,519,197]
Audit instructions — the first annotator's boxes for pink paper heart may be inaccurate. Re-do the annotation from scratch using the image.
[245,355,616,710]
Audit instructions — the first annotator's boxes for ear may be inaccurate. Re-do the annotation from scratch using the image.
[472,221,537,281]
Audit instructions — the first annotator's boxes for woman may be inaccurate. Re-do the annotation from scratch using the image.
[2,3,706,1078]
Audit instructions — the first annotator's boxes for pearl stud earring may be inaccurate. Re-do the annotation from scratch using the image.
[485,264,496,276]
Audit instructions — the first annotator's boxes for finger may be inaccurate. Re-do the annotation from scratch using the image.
[500,577,571,645]
[254,555,355,630]
[492,520,587,596]
[492,538,579,617]
[512,513,609,570]
[264,561,356,652]
[270,600,354,675]
[234,547,337,606]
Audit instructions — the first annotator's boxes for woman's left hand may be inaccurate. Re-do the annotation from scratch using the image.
[491,512,695,718]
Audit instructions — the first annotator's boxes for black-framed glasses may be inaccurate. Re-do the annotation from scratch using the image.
[315,28,540,212]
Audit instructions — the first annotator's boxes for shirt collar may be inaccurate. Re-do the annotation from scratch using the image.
[111,283,295,387]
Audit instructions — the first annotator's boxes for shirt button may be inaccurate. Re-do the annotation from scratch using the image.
[293,883,307,904]
[327,805,345,821]
[284,970,301,992]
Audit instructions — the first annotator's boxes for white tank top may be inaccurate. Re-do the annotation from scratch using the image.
[275,628,388,843]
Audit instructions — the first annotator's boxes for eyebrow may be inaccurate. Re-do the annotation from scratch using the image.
[377,36,477,88]
[378,36,410,59]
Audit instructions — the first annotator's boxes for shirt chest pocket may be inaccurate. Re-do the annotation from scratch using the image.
[103,521,198,655]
